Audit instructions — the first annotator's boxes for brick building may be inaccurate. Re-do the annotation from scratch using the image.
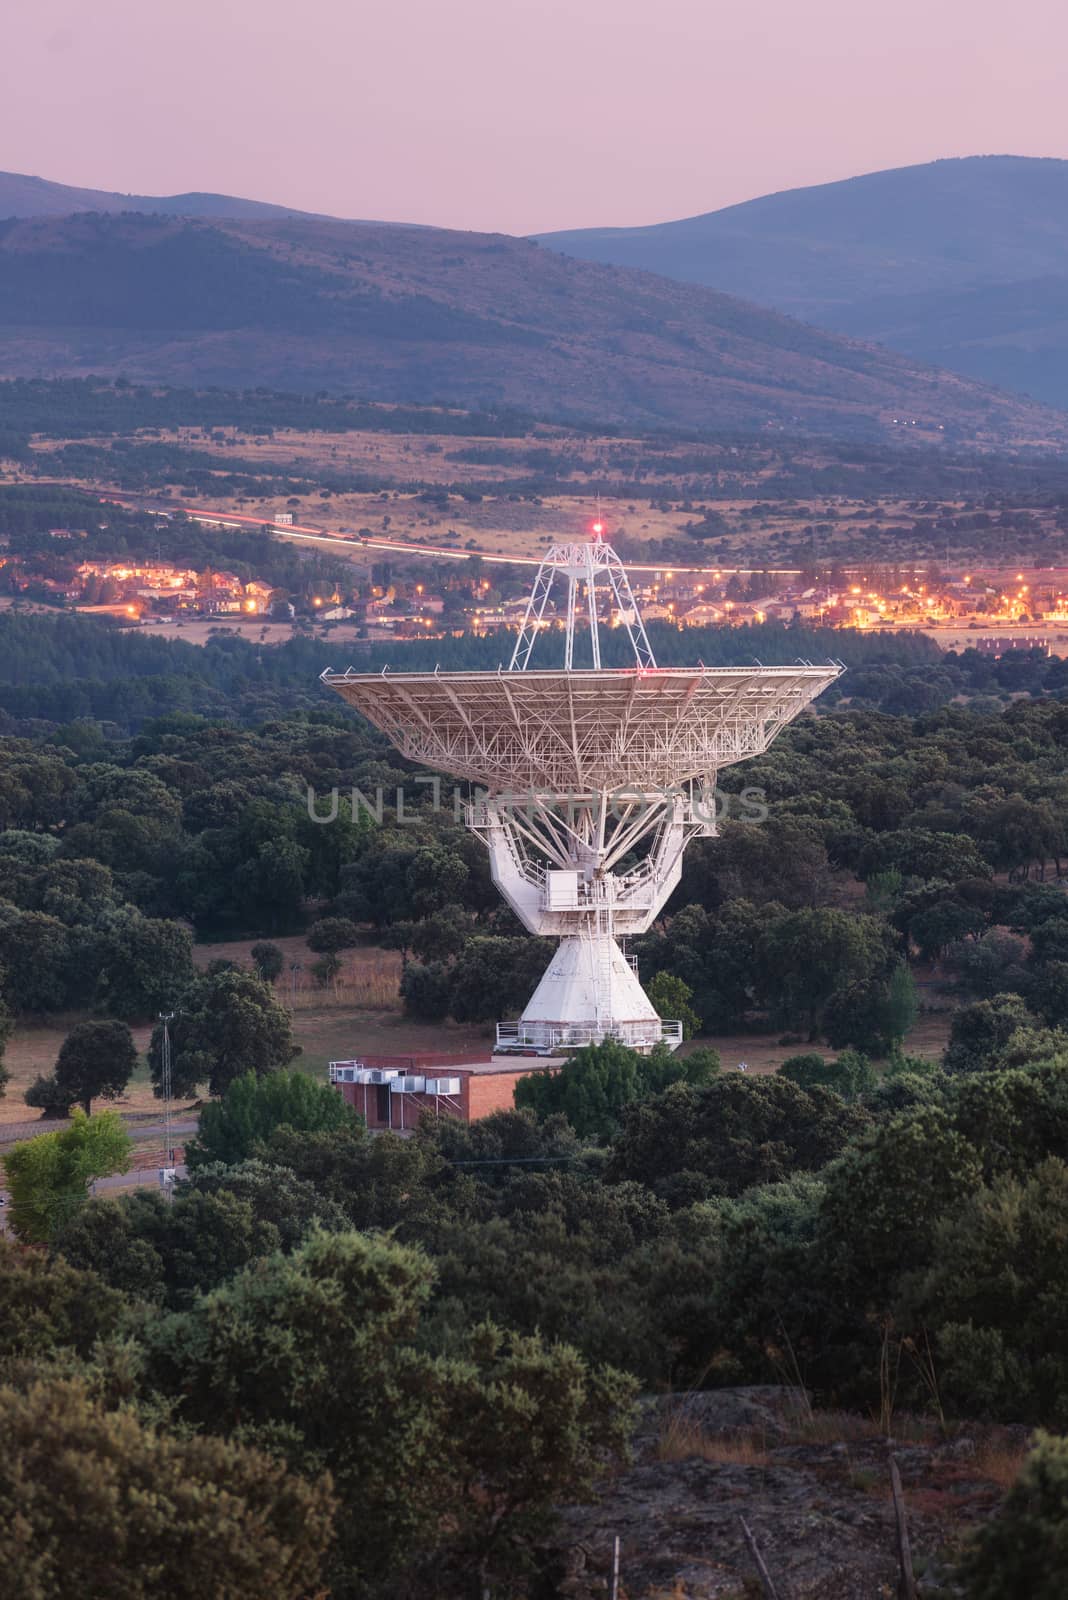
[329,1051,559,1131]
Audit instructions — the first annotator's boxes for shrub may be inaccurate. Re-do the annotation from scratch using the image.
[960,1431,1068,1598]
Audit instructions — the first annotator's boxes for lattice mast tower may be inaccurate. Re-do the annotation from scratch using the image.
[324,529,839,1053]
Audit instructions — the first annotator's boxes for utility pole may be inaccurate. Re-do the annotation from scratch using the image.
[159,1011,177,1203]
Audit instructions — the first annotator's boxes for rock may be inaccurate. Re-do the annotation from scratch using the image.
[639,1384,808,1447]
[539,1397,1018,1599]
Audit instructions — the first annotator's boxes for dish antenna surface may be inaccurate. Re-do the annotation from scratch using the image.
[323,537,840,1053]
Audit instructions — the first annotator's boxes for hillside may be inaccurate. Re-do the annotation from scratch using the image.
[0,169,323,222]
[0,210,1062,443]
[536,156,1068,408]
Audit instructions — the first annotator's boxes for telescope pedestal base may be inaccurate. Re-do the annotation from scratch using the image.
[494,935,683,1056]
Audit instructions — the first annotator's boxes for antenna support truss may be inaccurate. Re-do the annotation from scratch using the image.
[509,540,656,672]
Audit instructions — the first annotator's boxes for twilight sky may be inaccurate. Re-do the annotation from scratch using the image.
[4,0,1066,234]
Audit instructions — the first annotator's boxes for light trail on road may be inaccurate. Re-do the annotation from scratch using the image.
[96,491,806,576]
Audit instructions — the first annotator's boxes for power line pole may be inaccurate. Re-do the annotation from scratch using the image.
[159,1011,177,1203]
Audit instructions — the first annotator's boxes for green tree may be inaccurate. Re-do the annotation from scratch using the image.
[311,952,341,988]
[0,1377,335,1600]
[33,1019,139,1115]
[262,1122,443,1232]
[823,963,918,1055]
[607,1075,868,1204]
[306,915,361,954]
[232,837,308,935]
[184,1159,350,1248]
[429,1323,634,1590]
[959,1431,1068,1599]
[140,1229,633,1595]
[2,1109,132,1243]
[646,971,702,1039]
[904,1158,1068,1424]
[515,1039,719,1142]
[251,941,285,983]
[405,845,469,917]
[90,909,195,1018]
[943,992,1036,1074]
[816,1105,983,1316]
[448,936,554,1024]
[0,910,71,1013]
[416,1107,582,1186]
[779,1049,876,1101]
[859,828,991,884]
[517,1040,641,1140]
[54,1185,281,1309]
[400,959,452,1022]
[0,1237,126,1366]
[54,1163,351,1307]
[148,969,300,1099]
[758,907,893,1038]
[409,905,476,963]
[186,1069,358,1170]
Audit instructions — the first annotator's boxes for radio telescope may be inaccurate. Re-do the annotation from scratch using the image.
[323,537,840,1054]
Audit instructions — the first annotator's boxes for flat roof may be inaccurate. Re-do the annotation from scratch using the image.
[461,1057,563,1075]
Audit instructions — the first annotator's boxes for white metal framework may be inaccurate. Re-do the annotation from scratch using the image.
[509,539,656,672]
[323,538,840,1053]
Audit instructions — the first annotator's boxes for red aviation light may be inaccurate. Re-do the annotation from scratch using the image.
[592,521,604,537]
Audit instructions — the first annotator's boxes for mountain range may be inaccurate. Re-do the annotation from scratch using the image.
[1,163,1068,441]
[1,207,1059,442]
[536,156,1068,408]
[0,169,324,223]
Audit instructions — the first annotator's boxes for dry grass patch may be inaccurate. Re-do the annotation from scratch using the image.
[193,934,403,1010]
[972,1437,1030,1489]
[0,1015,164,1126]
[657,1413,771,1468]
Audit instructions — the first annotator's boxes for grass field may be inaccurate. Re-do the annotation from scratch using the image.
[0,926,954,1127]
[0,1017,175,1127]
[42,419,1068,574]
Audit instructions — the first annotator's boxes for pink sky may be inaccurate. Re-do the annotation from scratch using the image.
[5,0,1066,234]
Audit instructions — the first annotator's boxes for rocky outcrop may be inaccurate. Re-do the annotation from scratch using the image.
[542,1387,1021,1599]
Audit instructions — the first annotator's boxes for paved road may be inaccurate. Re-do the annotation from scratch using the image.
[96,489,807,577]
[0,1115,198,1148]
[92,1163,189,1194]
[0,1116,199,1223]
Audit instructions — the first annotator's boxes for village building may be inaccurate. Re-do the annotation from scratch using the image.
[329,1051,559,1129]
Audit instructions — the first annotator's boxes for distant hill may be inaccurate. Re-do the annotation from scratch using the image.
[536,156,1068,408]
[0,209,1062,443]
[0,170,327,223]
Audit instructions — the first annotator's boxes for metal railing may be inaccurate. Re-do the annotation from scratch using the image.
[494,1018,684,1054]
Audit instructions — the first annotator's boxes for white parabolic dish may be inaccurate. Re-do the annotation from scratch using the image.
[321,663,838,795]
